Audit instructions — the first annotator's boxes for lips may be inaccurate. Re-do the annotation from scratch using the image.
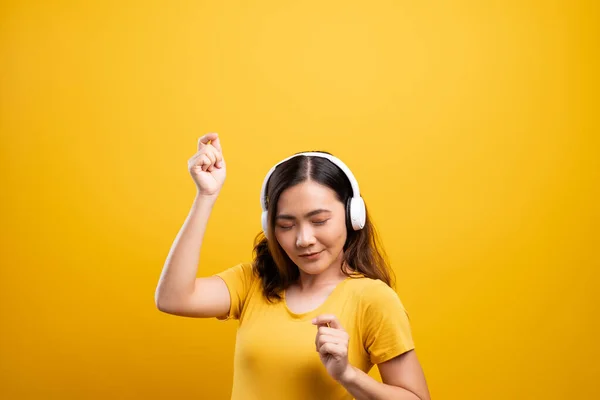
[299,250,322,257]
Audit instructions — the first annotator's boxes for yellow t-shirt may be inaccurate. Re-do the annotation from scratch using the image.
[215,262,415,400]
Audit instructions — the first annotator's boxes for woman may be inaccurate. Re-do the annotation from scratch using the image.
[155,133,431,400]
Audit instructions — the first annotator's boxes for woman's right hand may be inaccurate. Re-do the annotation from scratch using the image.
[188,133,226,196]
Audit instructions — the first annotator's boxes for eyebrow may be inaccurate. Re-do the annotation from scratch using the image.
[275,209,332,220]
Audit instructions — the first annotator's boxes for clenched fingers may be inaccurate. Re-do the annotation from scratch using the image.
[315,326,349,352]
[189,144,223,172]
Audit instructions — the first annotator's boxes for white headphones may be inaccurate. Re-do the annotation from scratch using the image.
[260,152,366,238]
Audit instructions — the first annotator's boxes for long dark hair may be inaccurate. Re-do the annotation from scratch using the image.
[252,152,394,302]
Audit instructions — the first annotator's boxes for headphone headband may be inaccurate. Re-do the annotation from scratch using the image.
[260,152,361,211]
[260,152,366,238]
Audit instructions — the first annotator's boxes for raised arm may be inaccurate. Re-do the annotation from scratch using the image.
[154,133,231,318]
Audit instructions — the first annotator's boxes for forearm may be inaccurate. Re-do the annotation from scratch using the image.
[155,193,217,307]
[339,366,421,400]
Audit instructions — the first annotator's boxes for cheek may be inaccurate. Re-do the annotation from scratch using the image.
[275,232,295,253]
[320,220,347,246]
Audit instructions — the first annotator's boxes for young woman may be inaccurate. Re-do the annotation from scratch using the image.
[155,133,430,400]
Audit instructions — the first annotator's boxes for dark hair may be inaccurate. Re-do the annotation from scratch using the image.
[252,151,394,302]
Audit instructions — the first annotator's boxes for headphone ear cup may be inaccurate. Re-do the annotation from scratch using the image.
[345,197,353,231]
[261,211,269,238]
[349,197,366,230]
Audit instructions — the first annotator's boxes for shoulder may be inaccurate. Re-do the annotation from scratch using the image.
[241,262,261,282]
[345,276,407,312]
[215,262,260,286]
[345,275,399,298]
[239,261,257,275]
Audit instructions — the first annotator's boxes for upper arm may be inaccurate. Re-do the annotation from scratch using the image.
[378,350,431,400]
[362,282,415,364]
[157,276,232,318]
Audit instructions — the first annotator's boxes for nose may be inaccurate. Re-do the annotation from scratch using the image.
[295,224,316,248]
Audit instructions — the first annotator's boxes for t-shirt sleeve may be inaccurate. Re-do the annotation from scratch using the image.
[361,281,415,364]
[214,262,256,321]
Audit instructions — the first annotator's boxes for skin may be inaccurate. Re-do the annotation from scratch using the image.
[160,133,428,398]
[275,180,431,400]
[274,180,350,291]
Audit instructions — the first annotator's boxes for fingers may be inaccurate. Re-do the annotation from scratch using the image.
[210,135,222,153]
[191,134,225,172]
[315,333,348,350]
[204,150,217,165]
[190,150,220,172]
[316,326,347,337]
[314,325,349,352]
[312,314,343,330]
[197,132,219,151]
[318,342,348,358]
[209,150,224,170]
[198,154,212,171]
[211,136,224,168]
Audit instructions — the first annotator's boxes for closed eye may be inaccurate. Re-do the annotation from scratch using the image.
[276,219,328,230]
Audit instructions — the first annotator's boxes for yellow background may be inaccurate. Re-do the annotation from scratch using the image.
[1,1,598,399]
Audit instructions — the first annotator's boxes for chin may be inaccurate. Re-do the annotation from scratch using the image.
[298,267,328,276]
[295,258,330,275]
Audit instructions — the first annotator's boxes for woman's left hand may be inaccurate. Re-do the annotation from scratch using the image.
[312,314,354,382]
